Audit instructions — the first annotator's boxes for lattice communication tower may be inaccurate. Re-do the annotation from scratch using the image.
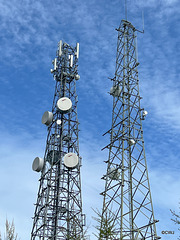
[31,41,85,240]
[99,20,160,240]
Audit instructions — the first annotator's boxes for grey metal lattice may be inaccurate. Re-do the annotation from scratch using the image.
[31,41,85,240]
[99,20,159,240]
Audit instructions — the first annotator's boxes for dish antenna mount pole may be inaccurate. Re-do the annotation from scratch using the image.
[99,20,160,240]
[31,41,85,240]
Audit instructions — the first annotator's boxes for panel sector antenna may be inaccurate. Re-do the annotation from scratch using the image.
[31,41,85,240]
[99,20,160,240]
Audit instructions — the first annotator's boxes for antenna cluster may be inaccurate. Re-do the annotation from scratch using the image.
[31,41,85,240]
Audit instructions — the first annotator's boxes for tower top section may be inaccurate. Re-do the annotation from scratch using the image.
[57,40,79,58]
[98,16,159,239]
[50,40,80,82]
[116,20,139,33]
[121,19,136,30]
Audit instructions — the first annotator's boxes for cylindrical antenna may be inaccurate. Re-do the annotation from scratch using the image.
[142,11,145,33]
[135,33,138,63]
[59,40,62,56]
[54,58,57,70]
[125,0,127,20]
[70,55,73,67]
[76,43,79,59]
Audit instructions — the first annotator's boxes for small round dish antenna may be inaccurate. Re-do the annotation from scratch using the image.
[42,111,53,126]
[57,97,72,113]
[32,157,44,172]
[110,86,121,97]
[56,119,62,125]
[108,167,120,180]
[142,110,148,120]
[129,139,135,146]
[75,74,80,80]
[142,110,148,117]
[64,152,79,169]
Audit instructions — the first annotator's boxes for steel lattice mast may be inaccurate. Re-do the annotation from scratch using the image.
[31,41,85,240]
[99,20,159,240]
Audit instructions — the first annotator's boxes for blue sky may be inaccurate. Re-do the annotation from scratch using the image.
[0,0,179,239]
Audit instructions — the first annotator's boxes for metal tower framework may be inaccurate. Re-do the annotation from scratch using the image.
[100,20,159,240]
[31,41,85,240]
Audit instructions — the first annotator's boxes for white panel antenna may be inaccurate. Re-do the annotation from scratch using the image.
[54,58,57,71]
[70,55,73,67]
[76,43,79,59]
[59,40,62,56]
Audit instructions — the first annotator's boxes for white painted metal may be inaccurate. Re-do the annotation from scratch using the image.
[75,74,80,80]
[76,43,79,58]
[54,58,57,70]
[142,110,148,117]
[70,55,73,67]
[56,119,62,125]
[64,152,79,168]
[129,139,135,145]
[59,40,62,56]
[57,97,72,113]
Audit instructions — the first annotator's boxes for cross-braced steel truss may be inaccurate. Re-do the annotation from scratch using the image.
[99,20,159,240]
[31,41,85,240]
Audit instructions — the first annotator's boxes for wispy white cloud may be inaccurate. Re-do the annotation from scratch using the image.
[0,117,179,239]
[0,130,44,238]
[0,0,179,239]
[132,0,179,8]
[149,167,180,238]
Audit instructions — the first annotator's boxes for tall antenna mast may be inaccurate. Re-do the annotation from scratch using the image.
[98,18,160,240]
[31,41,85,239]
[125,0,127,20]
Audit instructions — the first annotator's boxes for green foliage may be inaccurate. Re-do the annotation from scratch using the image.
[93,208,117,240]
[66,215,89,240]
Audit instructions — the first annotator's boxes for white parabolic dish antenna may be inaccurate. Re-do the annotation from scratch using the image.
[75,74,80,80]
[143,110,148,116]
[64,153,79,168]
[129,139,135,145]
[56,119,62,125]
[42,111,53,126]
[57,97,72,113]
[108,167,120,180]
[32,157,44,172]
